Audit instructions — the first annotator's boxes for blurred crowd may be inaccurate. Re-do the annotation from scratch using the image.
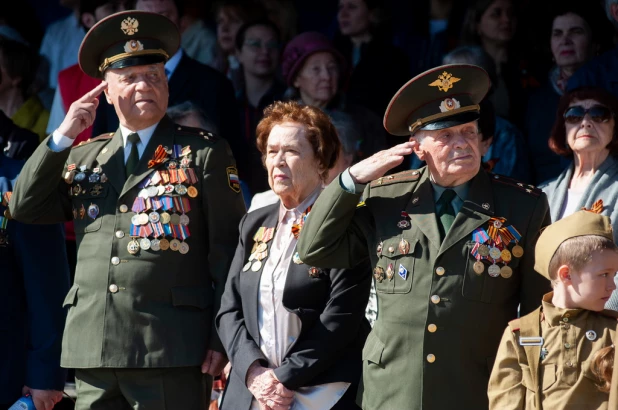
[2,0,617,198]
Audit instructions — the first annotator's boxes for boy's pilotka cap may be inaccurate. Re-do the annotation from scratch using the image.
[534,210,614,279]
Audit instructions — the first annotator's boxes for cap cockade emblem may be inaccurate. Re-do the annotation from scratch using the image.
[121,17,139,35]
[429,71,461,92]
[439,97,460,112]
[124,39,144,53]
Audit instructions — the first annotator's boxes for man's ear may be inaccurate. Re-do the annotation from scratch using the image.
[480,136,492,156]
[410,135,425,160]
[103,86,112,105]
[557,265,572,284]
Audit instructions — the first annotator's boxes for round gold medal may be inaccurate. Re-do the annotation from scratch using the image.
[478,244,490,257]
[487,264,501,277]
[170,239,181,251]
[127,239,140,255]
[473,261,485,275]
[512,245,524,258]
[170,213,181,225]
[256,242,267,253]
[179,242,190,254]
[500,265,513,278]
[187,186,198,198]
[501,249,512,262]
[251,260,262,272]
[160,212,171,224]
[159,238,170,251]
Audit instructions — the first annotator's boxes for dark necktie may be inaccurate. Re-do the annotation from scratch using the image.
[125,132,140,177]
[437,189,457,240]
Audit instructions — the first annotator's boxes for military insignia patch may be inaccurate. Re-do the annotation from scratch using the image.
[226,166,240,193]
[439,97,460,112]
[429,71,461,92]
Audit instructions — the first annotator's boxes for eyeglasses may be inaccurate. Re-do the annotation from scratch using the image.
[563,105,614,124]
[243,39,280,51]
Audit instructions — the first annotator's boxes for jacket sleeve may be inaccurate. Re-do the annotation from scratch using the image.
[273,257,371,389]
[215,214,268,384]
[296,177,372,269]
[13,220,70,390]
[488,327,526,410]
[519,192,552,315]
[202,138,247,353]
[8,136,72,224]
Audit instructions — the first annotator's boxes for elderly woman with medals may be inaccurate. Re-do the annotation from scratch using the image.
[216,100,371,410]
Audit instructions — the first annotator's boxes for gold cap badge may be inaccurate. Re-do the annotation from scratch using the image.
[439,98,460,112]
[429,71,461,92]
[121,17,139,35]
[124,40,144,53]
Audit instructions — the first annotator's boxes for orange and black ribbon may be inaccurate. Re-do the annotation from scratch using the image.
[582,199,604,214]
[291,205,312,239]
[148,145,169,168]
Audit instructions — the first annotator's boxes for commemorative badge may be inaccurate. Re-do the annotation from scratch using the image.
[470,217,523,279]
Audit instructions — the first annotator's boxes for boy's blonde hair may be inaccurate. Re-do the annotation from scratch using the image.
[547,235,618,281]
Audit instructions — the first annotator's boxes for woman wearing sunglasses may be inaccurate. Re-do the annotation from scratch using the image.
[541,86,618,310]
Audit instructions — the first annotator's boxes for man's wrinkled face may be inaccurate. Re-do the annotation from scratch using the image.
[412,121,483,185]
[104,63,169,130]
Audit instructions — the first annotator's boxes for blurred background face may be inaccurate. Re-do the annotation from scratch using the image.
[237,25,279,77]
[551,13,595,71]
[217,8,244,55]
[293,52,339,107]
[337,0,371,37]
[477,0,516,45]
[265,122,323,206]
[135,0,179,26]
[565,98,615,155]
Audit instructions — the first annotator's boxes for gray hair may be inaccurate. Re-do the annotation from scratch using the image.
[167,101,217,132]
[606,0,618,28]
[442,46,498,95]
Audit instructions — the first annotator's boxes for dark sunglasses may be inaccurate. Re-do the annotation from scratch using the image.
[563,105,614,124]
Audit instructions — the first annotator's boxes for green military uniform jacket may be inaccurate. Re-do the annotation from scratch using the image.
[9,115,246,368]
[297,167,551,409]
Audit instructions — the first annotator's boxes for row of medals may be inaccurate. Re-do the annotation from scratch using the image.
[127,160,198,255]
[243,227,275,272]
[373,214,413,282]
[473,242,523,278]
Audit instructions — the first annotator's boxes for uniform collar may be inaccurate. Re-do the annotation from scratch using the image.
[119,122,159,148]
[541,292,588,327]
[430,176,471,203]
[165,48,183,78]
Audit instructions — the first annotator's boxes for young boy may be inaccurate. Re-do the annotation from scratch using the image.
[488,209,618,409]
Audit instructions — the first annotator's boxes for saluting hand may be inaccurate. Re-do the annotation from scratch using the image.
[56,81,108,139]
[349,141,418,184]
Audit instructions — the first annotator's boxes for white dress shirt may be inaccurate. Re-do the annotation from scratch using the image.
[252,186,350,410]
[49,122,158,163]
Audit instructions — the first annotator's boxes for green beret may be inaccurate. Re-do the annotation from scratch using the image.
[78,10,180,79]
[383,64,491,136]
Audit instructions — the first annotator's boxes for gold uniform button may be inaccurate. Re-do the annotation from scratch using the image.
[431,295,441,304]
[109,284,119,293]
[428,324,437,333]
[566,362,573,368]
[111,257,120,266]
[435,267,445,276]
[388,246,395,253]
[115,230,125,239]
[427,354,436,363]
[119,204,129,213]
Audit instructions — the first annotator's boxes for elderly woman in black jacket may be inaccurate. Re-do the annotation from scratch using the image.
[216,101,370,410]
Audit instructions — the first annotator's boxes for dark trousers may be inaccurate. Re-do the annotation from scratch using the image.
[74,367,212,410]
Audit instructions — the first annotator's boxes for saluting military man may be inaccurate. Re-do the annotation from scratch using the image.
[8,11,246,410]
[296,64,552,409]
